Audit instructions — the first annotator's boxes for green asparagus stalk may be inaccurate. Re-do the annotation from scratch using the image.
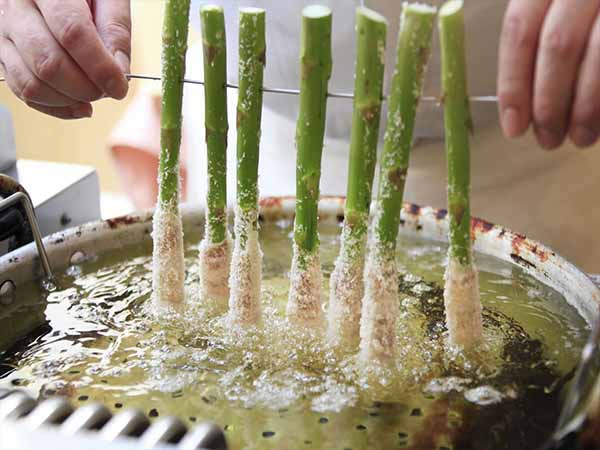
[343,7,387,255]
[328,6,387,348]
[152,0,191,305]
[359,2,436,362]
[287,5,332,325]
[439,0,472,267]
[229,7,266,325]
[158,0,191,207]
[236,7,265,240]
[375,3,436,254]
[293,4,332,261]
[200,5,228,245]
[439,0,483,350]
[199,5,231,312]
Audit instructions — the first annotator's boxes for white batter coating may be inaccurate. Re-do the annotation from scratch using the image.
[443,257,483,350]
[229,207,263,325]
[199,233,232,313]
[287,244,324,326]
[328,254,364,349]
[359,248,398,362]
[152,203,185,305]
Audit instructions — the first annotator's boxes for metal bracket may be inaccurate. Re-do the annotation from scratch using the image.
[0,183,53,281]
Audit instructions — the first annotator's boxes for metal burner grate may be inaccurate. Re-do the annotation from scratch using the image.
[0,389,227,450]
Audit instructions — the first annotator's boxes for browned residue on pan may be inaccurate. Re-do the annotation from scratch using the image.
[435,208,448,221]
[471,217,494,234]
[511,234,550,263]
[406,203,421,216]
[106,215,140,229]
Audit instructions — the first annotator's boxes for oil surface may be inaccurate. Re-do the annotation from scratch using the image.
[0,222,588,450]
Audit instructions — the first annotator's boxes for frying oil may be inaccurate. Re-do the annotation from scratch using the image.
[0,222,588,450]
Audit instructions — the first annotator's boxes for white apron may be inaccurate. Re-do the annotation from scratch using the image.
[182,0,507,203]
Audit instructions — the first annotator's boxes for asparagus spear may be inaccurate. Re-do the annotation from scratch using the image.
[199,5,232,312]
[376,3,437,253]
[200,5,229,244]
[286,5,332,326]
[229,7,266,325]
[328,6,387,349]
[152,0,191,305]
[439,0,483,350]
[359,2,436,362]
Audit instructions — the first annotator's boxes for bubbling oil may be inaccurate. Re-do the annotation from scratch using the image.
[0,222,588,450]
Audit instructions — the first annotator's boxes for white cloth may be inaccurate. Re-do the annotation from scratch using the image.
[183,0,508,203]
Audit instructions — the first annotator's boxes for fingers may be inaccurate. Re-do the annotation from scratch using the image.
[0,0,127,119]
[497,0,552,139]
[0,37,82,107]
[93,0,132,74]
[33,0,129,100]
[569,15,600,148]
[0,37,92,119]
[532,0,600,150]
[2,0,101,104]
[26,101,93,120]
[499,0,600,150]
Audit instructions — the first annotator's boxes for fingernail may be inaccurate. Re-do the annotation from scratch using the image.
[501,107,521,138]
[114,50,131,75]
[72,103,93,119]
[536,127,561,150]
[572,126,597,148]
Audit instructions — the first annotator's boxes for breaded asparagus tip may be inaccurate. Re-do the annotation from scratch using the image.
[328,6,387,349]
[287,5,332,326]
[152,0,191,305]
[439,0,483,349]
[359,2,436,362]
[229,8,266,326]
[199,5,232,312]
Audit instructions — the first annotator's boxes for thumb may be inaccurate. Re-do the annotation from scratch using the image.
[93,0,132,75]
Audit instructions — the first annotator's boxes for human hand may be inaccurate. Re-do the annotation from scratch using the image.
[498,0,600,149]
[0,0,131,119]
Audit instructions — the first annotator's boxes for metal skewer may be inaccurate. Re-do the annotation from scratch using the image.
[0,74,498,103]
[125,74,497,102]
